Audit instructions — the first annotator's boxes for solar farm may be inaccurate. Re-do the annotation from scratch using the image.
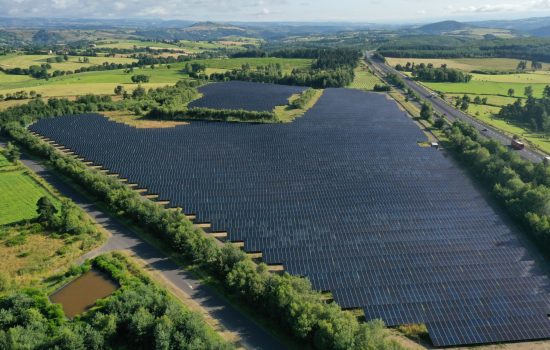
[30,83,550,347]
[189,81,306,112]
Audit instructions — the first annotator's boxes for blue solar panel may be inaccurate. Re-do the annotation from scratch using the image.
[30,86,550,347]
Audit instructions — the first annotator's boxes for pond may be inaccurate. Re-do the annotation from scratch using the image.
[50,269,118,318]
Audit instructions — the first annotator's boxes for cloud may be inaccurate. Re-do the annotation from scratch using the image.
[450,0,550,13]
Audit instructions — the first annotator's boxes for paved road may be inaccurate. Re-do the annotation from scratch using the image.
[1,140,288,350]
[366,51,544,163]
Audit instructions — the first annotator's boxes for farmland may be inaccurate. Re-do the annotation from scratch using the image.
[385,57,550,73]
[29,87,550,347]
[0,57,313,98]
[0,153,59,225]
[349,63,384,90]
[0,53,137,71]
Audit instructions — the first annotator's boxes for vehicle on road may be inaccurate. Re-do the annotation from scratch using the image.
[511,139,525,150]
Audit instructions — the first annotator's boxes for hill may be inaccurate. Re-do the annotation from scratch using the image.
[469,16,550,32]
[418,20,471,34]
[529,25,550,37]
[135,22,259,41]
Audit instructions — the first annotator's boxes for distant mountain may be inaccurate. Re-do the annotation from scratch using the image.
[530,25,550,37]
[418,20,472,34]
[135,22,258,41]
[468,17,550,32]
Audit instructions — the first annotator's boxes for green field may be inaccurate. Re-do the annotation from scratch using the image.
[349,65,383,90]
[386,57,550,72]
[423,73,550,98]
[0,54,137,71]
[0,168,58,225]
[187,57,313,73]
[448,93,520,107]
[0,57,313,98]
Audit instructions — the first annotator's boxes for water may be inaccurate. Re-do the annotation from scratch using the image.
[50,269,118,318]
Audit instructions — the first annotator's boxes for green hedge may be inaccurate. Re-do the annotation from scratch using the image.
[5,122,403,350]
[147,106,276,122]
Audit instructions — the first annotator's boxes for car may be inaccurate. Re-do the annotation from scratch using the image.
[482,128,488,132]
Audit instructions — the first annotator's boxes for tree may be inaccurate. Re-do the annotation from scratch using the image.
[132,85,146,99]
[544,85,550,98]
[420,102,433,120]
[508,88,515,97]
[36,196,57,227]
[474,96,482,104]
[525,86,534,97]
[131,75,150,83]
[114,85,125,96]
[4,142,20,162]
[517,61,528,71]
[531,60,543,71]
[460,99,469,111]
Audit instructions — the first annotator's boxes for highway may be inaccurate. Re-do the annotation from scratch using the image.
[366,51,545,163]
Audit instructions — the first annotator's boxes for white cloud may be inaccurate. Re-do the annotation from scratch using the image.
[450,0,550,13]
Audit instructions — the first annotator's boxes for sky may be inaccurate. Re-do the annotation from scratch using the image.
[3,0,550,23]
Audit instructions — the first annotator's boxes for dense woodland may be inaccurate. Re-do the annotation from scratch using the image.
[377,36,550,63]
[211,48,361,88]
[0,97,404,350]
[395,62,472,83]
[497,86,550,132]
[0,253,231,349]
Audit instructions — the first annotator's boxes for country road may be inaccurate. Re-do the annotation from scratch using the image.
[366,51,545,163]
[0,140,289,350]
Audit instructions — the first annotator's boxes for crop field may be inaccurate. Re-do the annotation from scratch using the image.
[0,54,136,71]
[0,168,58,225]
[386,57,550,72]
[30,88,550,347]
[189,81,305,111]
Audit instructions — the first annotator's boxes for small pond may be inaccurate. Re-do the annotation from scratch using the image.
[50,269,118,318]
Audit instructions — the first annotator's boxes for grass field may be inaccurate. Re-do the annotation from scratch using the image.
[0,57,312,98]
[349,64,383,91]
[423,75,550,98]
[0,223,92,289]
[386,57,550,72]
[187,57,313,73]
[447,93,520,107]
[0,65,186,97]
[0,54,136,71]
[0,153,59,225]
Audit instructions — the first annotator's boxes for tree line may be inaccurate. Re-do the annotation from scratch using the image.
[377,36,550,64]
[0,98,403,350]
[395,62,472,83]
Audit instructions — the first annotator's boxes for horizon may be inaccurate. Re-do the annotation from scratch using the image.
[2,0,550,24]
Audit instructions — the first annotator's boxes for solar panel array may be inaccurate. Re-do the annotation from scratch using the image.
[30,87,550,347]
[188,81,306,112]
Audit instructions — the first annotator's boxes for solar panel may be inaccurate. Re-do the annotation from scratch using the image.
[189,81,306,112]
[30,86,550,347]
